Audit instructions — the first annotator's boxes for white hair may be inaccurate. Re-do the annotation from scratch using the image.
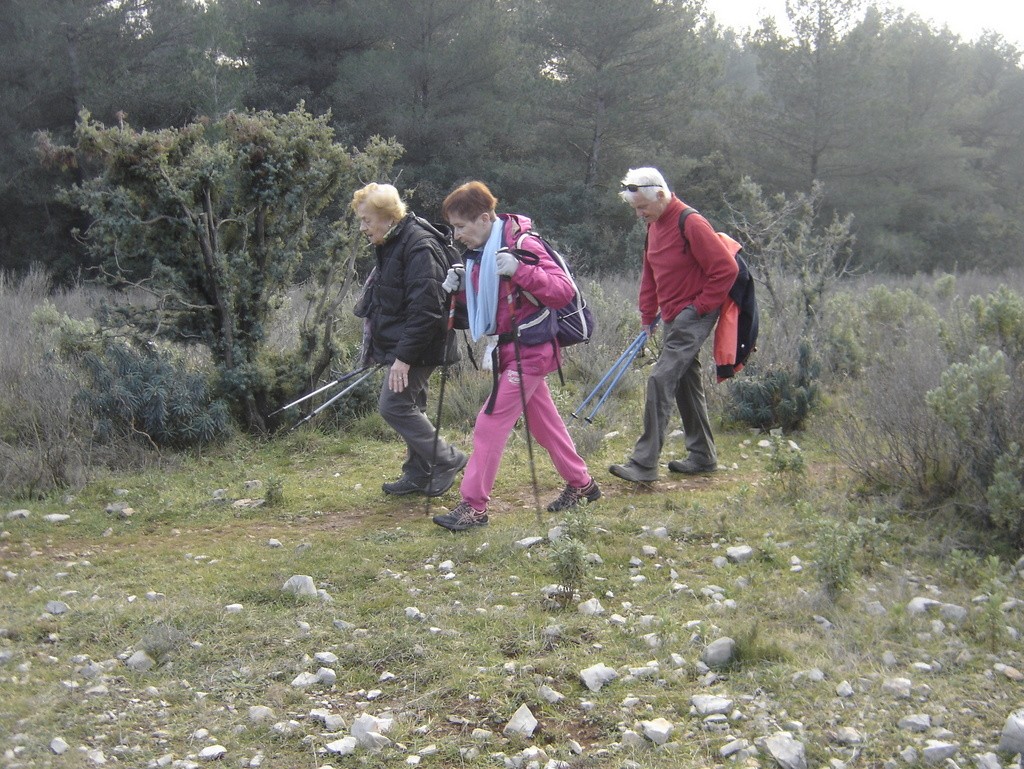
[619,167,670,204]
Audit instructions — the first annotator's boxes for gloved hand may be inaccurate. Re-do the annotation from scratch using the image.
[495,248,520,277]
[442,266,464,293]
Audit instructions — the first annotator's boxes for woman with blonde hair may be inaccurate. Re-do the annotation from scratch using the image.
[351,182,466,496]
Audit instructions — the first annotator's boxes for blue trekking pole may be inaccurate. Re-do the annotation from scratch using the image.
[570,331,647,421]
[575,315,661,423]
[583,337,647,423]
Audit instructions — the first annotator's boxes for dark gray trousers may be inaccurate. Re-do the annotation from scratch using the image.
[378,365,459,482]
[630,306,720,469]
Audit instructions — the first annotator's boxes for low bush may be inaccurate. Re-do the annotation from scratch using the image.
[0,272,104,496]
[727,340,819,432]
[830,281,1024,546]
[76,339,231,450]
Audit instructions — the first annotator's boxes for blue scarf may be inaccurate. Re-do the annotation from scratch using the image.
[465,218,504,341]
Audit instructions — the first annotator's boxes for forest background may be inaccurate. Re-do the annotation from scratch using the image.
[3,0,1023,281]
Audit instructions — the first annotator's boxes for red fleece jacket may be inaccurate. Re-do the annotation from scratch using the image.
[639,196,738,326]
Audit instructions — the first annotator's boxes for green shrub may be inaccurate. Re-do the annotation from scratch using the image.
[727,340,819,431]
[1,276,137,496]
[550,537,588,607]
[813,517,858,599]
[968,286,1024,363]
[987,444,1024,542]
[926,346,1013,496]
[265,475,285,507]
[820,284,940,379]
[940,285,1024,367]
[77,340,230,450]
[764,436,807,498]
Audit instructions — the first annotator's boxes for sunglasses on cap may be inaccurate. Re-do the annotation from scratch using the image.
[621,183,660,192]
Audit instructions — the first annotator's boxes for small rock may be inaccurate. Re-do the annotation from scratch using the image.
[726,545,754,564]
[899,713,931,733]
[939,603,968,623]
[922,740,959,764]
[538,684,565,704]
[325,736,357,755]
[995,663,1024,682]
[998,709,1024,754]
[907,596,940,615]
[199,745,227,761]
[721,738,751,758]
[763,731,807,769]
[579,662,618,692]
[42,514,70,523]
[248,706,275,723]
[864,601,887,616]
[701,637,736,667]
[503,704,538,737]
[883,677,913,698]
[640,717,674,745]
[282,575,317,596]
[125,650,155,672]
[291,672,319,687]
[515,536,544,549]
[45,600,70,615]
[577,598,604,616]
[691,694,733,715]
[832,727,863,745]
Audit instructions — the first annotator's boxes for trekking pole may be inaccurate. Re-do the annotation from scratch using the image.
[583,316,661,423]
[289,365,382,431]
[583,340,645,423]
[425,293,458,514]
[270,365,371,416]
[570,331,646,421]
[506,284,542,521]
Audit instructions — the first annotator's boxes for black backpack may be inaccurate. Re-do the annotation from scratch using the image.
[679,207,759,376]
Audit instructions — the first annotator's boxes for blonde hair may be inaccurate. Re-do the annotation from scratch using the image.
[351,182,407,221]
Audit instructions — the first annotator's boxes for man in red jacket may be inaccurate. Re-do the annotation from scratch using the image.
[610,167,738,483]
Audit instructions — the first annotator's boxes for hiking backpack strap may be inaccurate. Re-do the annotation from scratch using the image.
[678,206,698,245]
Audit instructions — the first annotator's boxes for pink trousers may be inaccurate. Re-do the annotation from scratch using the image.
[460,367,591,512]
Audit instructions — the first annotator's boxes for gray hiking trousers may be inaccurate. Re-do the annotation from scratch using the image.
[378,365,460,482]
[629,305,720,469]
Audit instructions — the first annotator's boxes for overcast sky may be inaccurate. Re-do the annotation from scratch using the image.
[702,0,1024,47]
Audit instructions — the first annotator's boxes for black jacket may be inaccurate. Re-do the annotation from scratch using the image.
[357,214,459,367]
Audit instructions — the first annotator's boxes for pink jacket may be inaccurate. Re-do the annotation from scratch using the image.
[467,214,574,376]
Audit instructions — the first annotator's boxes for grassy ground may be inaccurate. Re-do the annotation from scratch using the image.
[2,400,1023,768]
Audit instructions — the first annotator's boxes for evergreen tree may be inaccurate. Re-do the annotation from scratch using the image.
[0,0,245,278]
[37,106,400,432]
[523,0,710,189]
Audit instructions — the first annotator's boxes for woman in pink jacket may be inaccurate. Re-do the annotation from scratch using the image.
[433,181,600,532]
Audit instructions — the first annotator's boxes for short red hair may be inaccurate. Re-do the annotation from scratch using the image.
[442,181,498,222]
